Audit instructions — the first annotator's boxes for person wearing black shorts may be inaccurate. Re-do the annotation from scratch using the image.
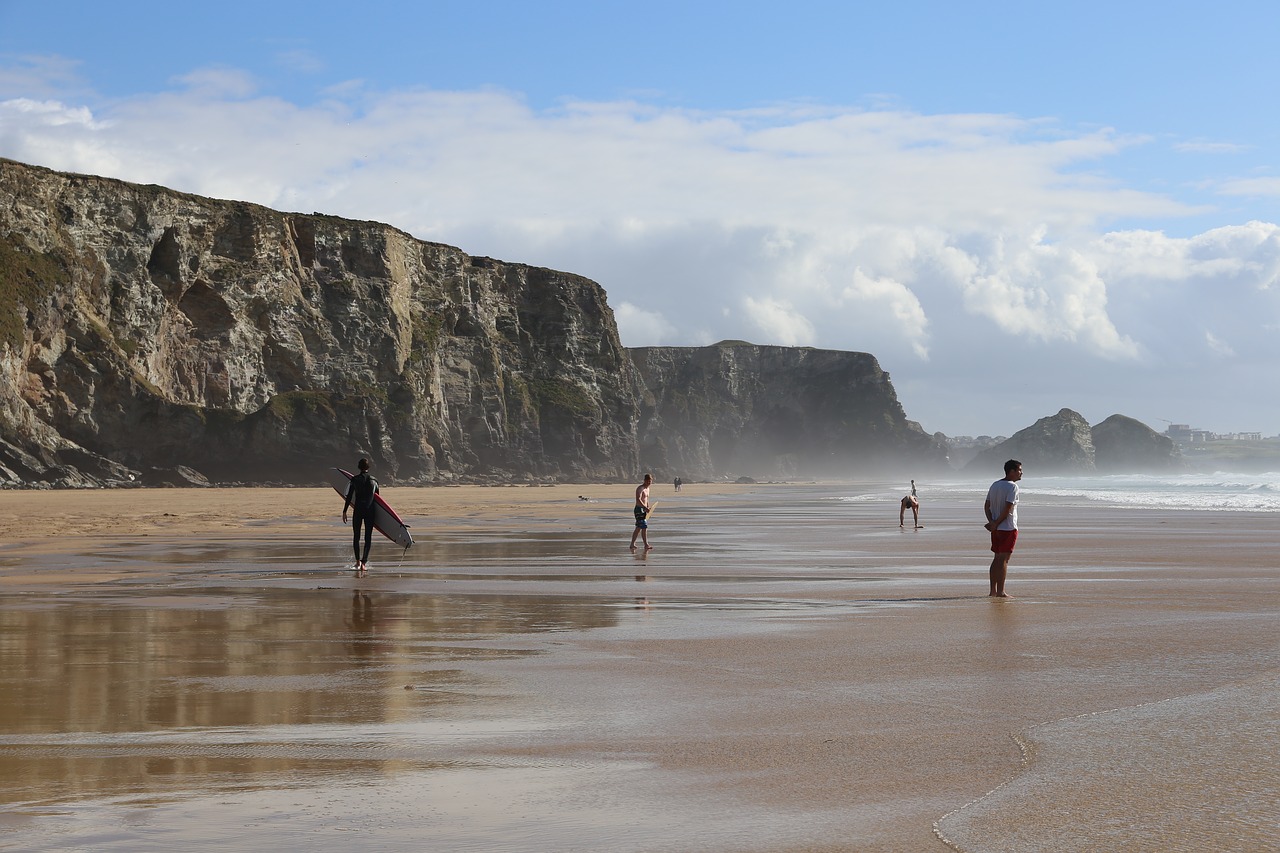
[630,473,653,552]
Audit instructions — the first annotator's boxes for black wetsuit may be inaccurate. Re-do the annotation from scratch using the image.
[344,472,379,564]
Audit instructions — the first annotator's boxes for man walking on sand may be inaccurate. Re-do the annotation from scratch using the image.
[631,473,654,552]
[984,460,1022,598]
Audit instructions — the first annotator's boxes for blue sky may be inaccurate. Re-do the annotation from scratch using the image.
[3,1,1279,437]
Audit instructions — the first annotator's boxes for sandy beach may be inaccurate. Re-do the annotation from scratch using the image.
[1,480,1277,852]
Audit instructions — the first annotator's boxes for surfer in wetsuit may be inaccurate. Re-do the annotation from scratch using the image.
[342,458,379,575]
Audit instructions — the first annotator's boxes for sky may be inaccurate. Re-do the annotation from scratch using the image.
[2,1,1279,438]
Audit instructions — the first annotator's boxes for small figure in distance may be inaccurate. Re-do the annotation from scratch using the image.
[900,479,920,528]
[342,457,379,576]
[674,476,682,492]
[984,460,1023,598]
[630,473,654,552]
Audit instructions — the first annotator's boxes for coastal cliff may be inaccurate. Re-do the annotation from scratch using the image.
[629,342,949,480]
[0,158,640,486]
[2,159,955,487]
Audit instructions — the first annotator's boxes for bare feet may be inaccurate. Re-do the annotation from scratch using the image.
[989,591,1012,598]
[629,545,637,553]
[645,545,653,551]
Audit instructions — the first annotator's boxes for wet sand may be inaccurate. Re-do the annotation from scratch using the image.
[1,482,1278,851]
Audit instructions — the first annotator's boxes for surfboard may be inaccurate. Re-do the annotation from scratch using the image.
[328,467,414,549]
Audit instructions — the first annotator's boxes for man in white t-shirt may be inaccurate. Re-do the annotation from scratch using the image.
[983,459,1023,598]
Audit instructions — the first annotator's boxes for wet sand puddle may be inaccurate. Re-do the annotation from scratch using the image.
[7,486,1280,850]
[0,499,933,852]
[0,582,821,851]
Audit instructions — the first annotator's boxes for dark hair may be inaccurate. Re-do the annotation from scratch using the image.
[1003,459,1021,475]
[358,458,371,472]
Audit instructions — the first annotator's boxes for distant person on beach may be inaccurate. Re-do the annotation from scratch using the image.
[674,477,682,492]
[342,457,379,576]
[631,473,654,552]
[900,480,920,528]
[984,460,1022,597]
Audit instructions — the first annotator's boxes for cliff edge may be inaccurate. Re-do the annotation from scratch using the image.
[1,158,640,486]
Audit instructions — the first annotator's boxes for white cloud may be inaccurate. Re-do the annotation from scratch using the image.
[3,62,1280,434]
[0,54,84,99]
[958,230,1141,359]
[1175,140,1250,155]
[839,269,930,359]
[742,296,816,347]
[613,302,677,346]
[1205,331,1235,357]
[172,66,259,98]
[1217,177,1280,197]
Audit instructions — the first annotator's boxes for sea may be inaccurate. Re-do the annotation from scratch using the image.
[873,470,1280,513]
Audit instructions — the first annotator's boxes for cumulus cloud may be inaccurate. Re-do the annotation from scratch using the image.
[614,302,678,346]
[743,296,816,347]
[2,57,1278,433]
[960,231,1141,359]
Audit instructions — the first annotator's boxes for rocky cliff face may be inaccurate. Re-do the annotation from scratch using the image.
[1,158,640,486]
[2,159,949,487]
[629,342,949,480]
[964,408,1181,475]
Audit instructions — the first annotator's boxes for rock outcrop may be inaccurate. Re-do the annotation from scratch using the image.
[1,158,640,486]
[630,342,949,480]
[1091,414,1182,471]
[965,408,1096,474]
[964,408,1181,474]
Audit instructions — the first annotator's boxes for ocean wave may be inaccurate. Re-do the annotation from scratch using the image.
[850,473,1280,512]
[1024,472,1280,512]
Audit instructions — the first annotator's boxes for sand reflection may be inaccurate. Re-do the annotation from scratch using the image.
[0,586,618,806]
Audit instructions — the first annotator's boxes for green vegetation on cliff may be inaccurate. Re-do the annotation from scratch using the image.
[265,390,338,422]
[0,234,68,350]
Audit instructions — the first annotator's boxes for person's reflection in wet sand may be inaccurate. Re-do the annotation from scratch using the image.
[347,589,375,660]
[635,567,651,610]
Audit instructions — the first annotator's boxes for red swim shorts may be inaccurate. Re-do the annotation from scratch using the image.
[990,528,1018,553]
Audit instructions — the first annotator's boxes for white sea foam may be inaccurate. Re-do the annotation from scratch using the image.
[873,472,1280,512]
[1027,472,1280,512]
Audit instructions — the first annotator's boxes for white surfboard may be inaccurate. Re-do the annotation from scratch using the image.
[328,467,414,549]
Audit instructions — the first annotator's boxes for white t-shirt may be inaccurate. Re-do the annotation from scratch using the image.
[986,479,1019,531]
